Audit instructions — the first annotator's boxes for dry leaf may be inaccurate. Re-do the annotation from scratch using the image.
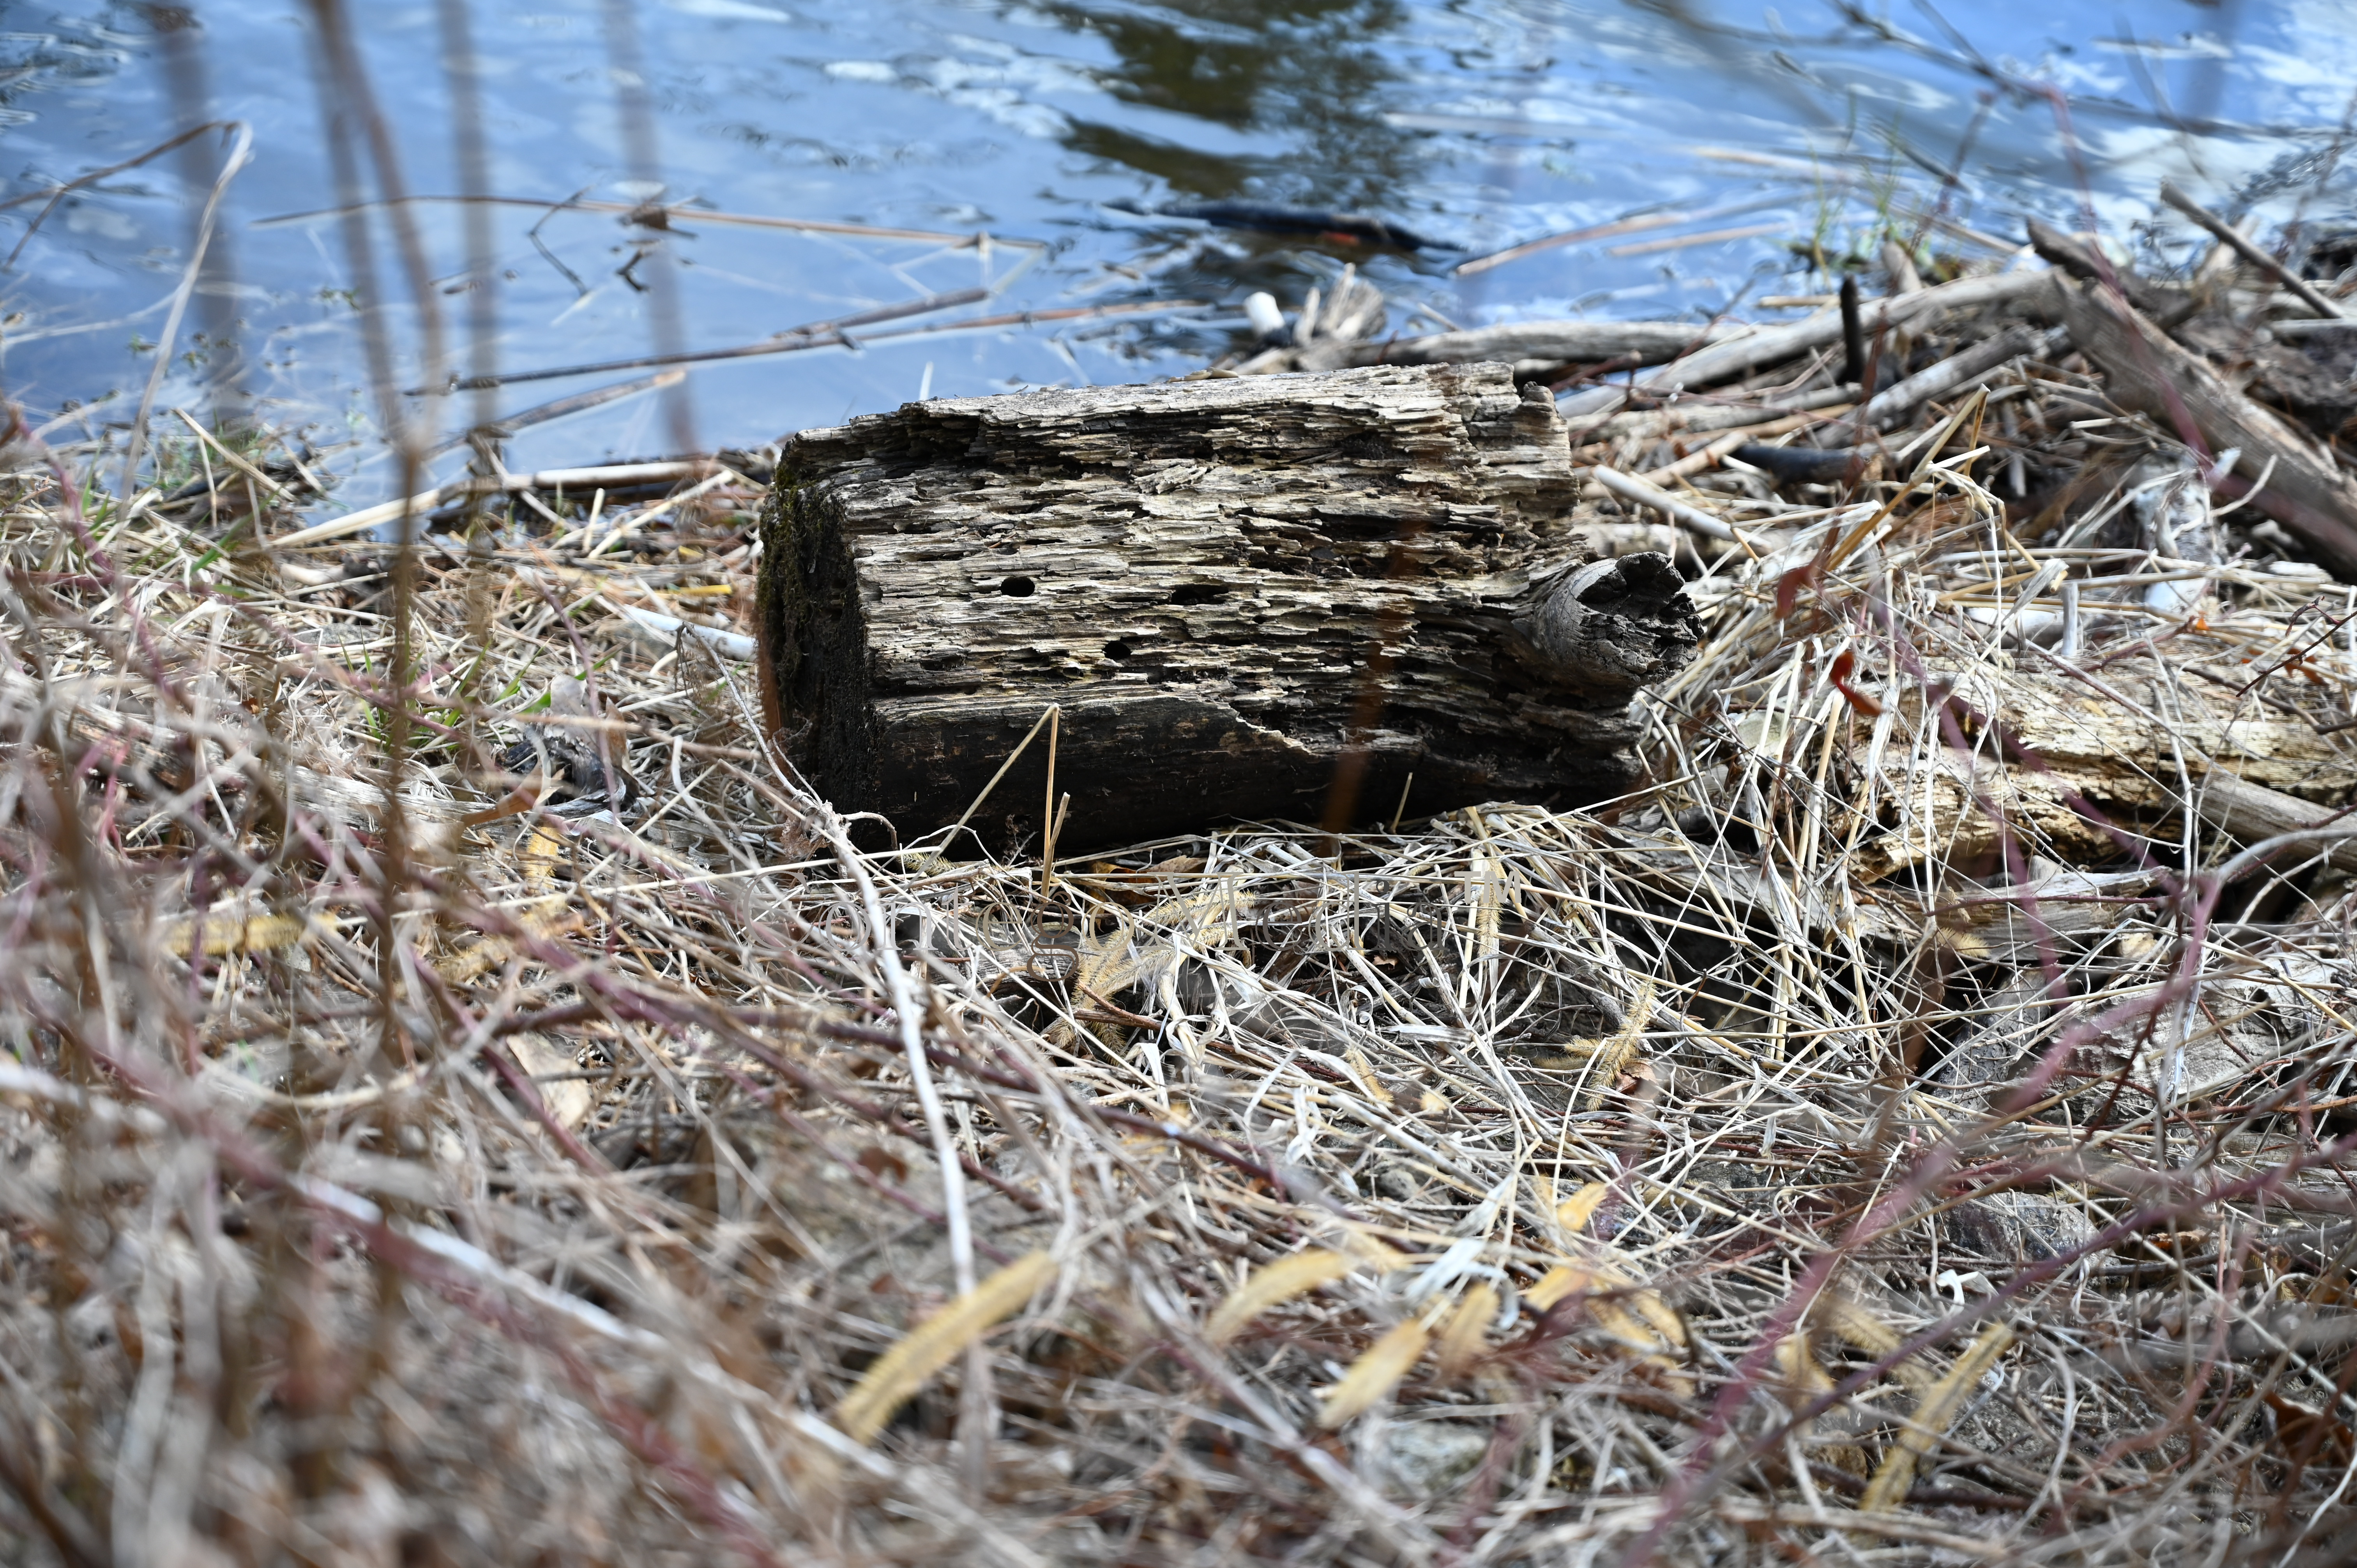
[1527,1263,1591,1312]
[1528,1250,1691,1396]
[1817,1293,1934,1390]
[1206,1249,1354,1345]
[1436,1282,1498,1379]
[1317,1317,1430,1427]
[509,1032,592,1130]
[1556,1180,1611,1236]
[1858,1321,2016,1515]
[1585,976,1653,1110]
[162,909,311,957]
[834,1250,1057,1444]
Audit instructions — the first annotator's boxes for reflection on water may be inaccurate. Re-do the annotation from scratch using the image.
[1048,0,1422,211]
[3,1,2354,507]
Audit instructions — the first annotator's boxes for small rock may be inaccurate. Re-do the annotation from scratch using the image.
[1382,1421,1491,1497]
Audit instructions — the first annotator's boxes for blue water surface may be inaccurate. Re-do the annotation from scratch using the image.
[4,1,2353,507]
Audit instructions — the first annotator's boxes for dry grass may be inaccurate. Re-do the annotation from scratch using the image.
[7,310,2357,1568]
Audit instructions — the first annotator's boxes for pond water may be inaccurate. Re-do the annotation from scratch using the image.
[5,1,2356,509]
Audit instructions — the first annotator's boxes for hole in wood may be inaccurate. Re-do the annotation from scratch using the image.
[1104,641,1133,660]
[1000,574,1037,597]
[1170,583,1227,605]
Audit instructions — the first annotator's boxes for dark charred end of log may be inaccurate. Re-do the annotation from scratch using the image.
[2024,217,2189,321]
[2024,216,2110,287]
[754,476,876,808]
[1507,551,1700,701]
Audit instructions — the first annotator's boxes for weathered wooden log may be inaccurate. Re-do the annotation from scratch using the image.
[1848,654,2357,881]
[2196,768,2357,877]
[753,364,1700,851]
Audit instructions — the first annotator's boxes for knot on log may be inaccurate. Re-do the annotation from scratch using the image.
[1509,551,1700,699]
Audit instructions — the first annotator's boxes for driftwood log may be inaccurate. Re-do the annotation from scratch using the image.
[1555,268,2061,418]
[753,364,1698,851]
[1848,654,2357,882]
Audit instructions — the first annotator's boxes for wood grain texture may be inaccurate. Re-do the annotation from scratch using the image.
[754,363,1699,850]
[1851,656,2357,880]
[2196,768,2357,874]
